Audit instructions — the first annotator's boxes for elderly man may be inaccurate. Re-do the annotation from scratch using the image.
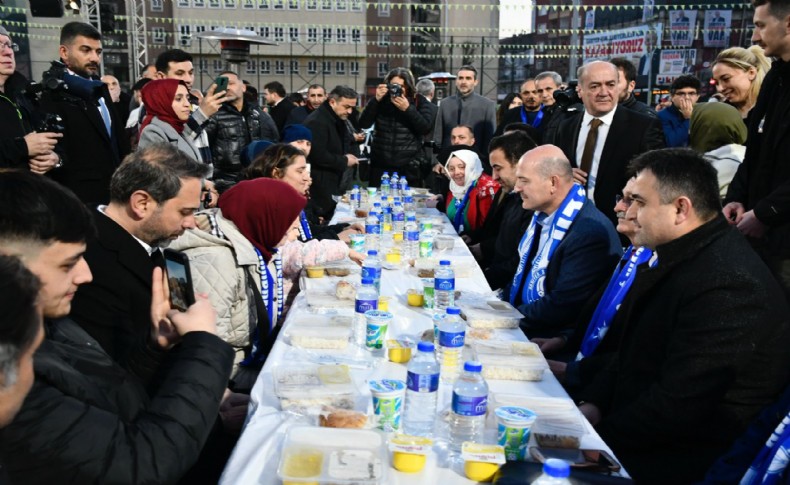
[507,144,621,338]
[577,148,790,483]
[552,60,665,227]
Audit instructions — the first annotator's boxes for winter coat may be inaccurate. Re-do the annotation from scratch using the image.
[303,102,352,218]
[658,103,690,147]
[704,143,745,198]
[138,116,203,162]
[0,71,35,168]
[205,102,279,192]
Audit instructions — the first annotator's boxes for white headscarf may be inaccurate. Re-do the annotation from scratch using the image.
[445,149,483,201]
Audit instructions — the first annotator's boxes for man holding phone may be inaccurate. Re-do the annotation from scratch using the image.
[70,143,211,366]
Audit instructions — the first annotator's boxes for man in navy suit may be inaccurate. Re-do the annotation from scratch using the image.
[551,61,664,229]
[508,144,621,339]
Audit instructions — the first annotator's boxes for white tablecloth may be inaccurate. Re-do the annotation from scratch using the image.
[220,204,625,484]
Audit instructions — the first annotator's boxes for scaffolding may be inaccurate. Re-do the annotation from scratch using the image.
[126,0,148,81]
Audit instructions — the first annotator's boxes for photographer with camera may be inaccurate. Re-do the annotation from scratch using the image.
[359,67,436,187]
[40,22,131,206]
[0,26,62,173]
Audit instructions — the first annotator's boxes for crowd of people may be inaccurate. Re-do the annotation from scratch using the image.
[2,0,790,480]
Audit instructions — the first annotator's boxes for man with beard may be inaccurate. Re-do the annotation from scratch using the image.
[498,79,545,137]
[286,84,326,126]
[42,22,130,206]
[70,143,211,366]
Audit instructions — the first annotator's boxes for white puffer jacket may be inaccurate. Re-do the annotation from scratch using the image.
[169,209,264,349]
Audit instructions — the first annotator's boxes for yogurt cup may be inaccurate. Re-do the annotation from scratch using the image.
[369,379,405,432]
[364,310,392,350]
[495,406,537,461]
[349,234,366,252]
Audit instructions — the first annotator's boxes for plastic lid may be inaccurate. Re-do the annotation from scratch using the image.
[367,250,378,256]
[407,216,416,221]
[439,260,451,266]
[417,341,435,352]
[446,306,461,315]
[464,361,483,373]
[374,202,381,207]
[353,184,359,188]
[394,202,402,207]
[543,458,571,478]
[361,277,374,285]
[393,172,399,175]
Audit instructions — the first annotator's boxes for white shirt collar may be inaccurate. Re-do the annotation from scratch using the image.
[582,105,617,126]
[97,205,156,256]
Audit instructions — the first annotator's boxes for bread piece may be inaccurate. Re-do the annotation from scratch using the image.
[335,280,356,300]
[319,408,368,429]
[326,267,352,277]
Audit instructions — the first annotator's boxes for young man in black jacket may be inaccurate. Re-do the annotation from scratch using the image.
[0,171,235,484]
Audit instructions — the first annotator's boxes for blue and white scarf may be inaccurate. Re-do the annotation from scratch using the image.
[241,247,284,368]
[576,246,655,360]
[509,184,586,307]
[741,412,790,485]
[297,210,313,242]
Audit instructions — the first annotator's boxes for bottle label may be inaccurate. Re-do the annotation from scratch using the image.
[393,212,405,222]
[405,230,419,242]
[406,370,439,392]
[435,277,455,291]
[419,241,433,257]
[439,330,465,348]
[452,393,488,416]
[361,266,381,282]
[365,224,381,235]
[355,298,377,314]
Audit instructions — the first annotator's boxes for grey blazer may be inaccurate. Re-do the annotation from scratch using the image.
[138,116,203,163]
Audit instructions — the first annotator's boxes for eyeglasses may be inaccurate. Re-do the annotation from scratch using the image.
[673,91,699,98]
[0,41,19,52]
[615,194,633,207]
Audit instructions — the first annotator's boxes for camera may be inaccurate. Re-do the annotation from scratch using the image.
[553,81,581,111]
[37,113,65,135]
[388,83,403,98]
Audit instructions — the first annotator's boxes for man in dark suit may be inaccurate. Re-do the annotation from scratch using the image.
[508,144,621,339]
[43,22,130,206]
[70,143,210,366]
[264,80,294,135]
[552,60,664,228]
[577,148,790,483]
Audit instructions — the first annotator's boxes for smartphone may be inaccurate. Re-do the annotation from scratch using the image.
[163,249,196,312]
[214,75,229,93]
[529,447,621,473]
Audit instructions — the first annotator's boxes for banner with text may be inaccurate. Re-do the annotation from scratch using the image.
[583,25,649,68]
[657,49,697,85]
[703,10,732,47]
[670,10,697,47]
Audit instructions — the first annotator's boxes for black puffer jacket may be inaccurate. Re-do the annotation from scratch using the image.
[206,101,279,192]
[359,93,434,170]
[0,72,35,168]
[0,318,234,484]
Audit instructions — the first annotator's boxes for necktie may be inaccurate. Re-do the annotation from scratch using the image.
[98,98,112,136]
[579,118,603,180]
[150,248,165,268]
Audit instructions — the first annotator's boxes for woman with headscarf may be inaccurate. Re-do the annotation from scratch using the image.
[169,178,306,380]
[712,46,771,125]
[690,102,748,199]
[443,148,501,234]
[138,79,203,162]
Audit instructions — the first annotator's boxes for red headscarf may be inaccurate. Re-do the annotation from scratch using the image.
[140,79,188,134]
[218,179,307,262]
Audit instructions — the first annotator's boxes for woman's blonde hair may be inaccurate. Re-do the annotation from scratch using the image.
[713,45,771,108]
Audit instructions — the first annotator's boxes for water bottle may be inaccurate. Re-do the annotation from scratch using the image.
[391,172,400,196]
[350,185,360,209]
[449,361,488,451]
[419,231,434,258]
[381,204,393,234]
[434,260,455,312]
[373,202,383,224]
[531,459,572,485]
[404,194,414,212]
[361,250,382,292]
[403,216,419,261]
[403,341,440,437]
[400,179,409,197]
[438,307,464,383]
[354,277,378,346]
[365,209,381,252]
[392,202,405,234]
[380,171,390,196]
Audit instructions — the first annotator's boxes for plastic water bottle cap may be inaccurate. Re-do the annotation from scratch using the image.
[446,307,461,315]
[374,203,381,207]
[543,458,571,478]
[367,250,378,256]
[361,277,374,285]
[463,361,482,373]
[407,216,416,221]
[439,260,451,266]
[417,341,434,352]
[394,202,402,207]
[353,185,359,189]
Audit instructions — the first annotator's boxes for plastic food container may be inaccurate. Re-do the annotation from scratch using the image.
[461,443,506,482]
[406,289,424,307]
[473,351,549,381]
[490,394,586,449]
[278,426,387,485]
[287,326,351,350]
[472,340,542,357]
[434,235,455,251]
[386,339,414,363]
[369,379,405,432]
[389,435,432,473]
[273,364,358,412]
[377,296,391,312]
[495,406,537,461]
[305,265,326,278]
[459,300,524,329]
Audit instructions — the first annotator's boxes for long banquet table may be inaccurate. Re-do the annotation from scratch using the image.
[219,203,627,484]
